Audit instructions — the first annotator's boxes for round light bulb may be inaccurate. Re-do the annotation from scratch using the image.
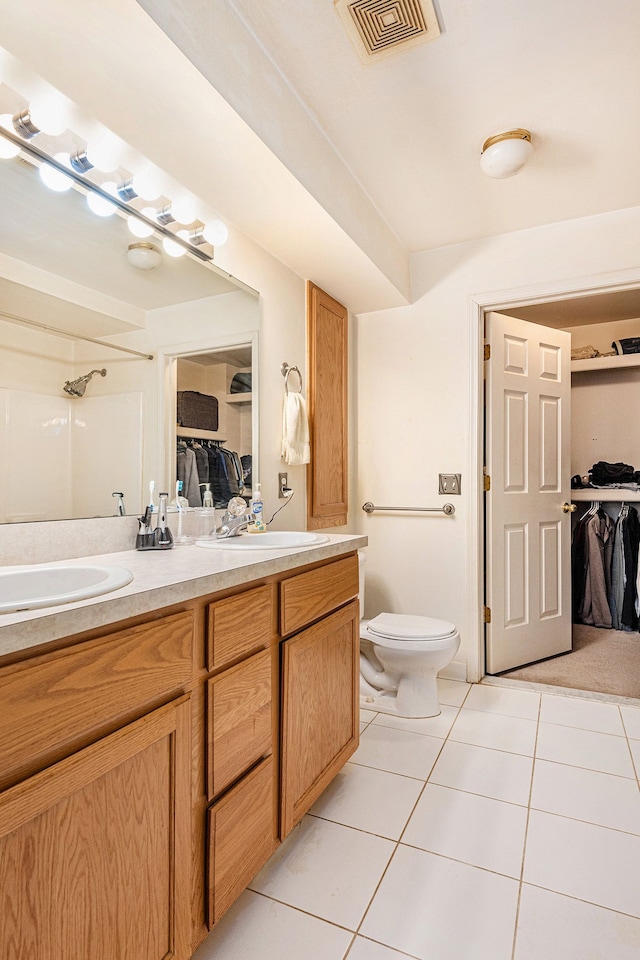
[131,166,162,202]
[202,219,229,246]
[29,94,69,136]
[170,195,197,225]
[127,212,155,238]
[162,236,186,258]
[87,182,117,217]
[39,153,73,192]
[480,130,533,179]
[85,133,122,173]
[0,116,19,159]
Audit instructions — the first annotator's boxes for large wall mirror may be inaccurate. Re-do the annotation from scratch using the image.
[0,129,259,524]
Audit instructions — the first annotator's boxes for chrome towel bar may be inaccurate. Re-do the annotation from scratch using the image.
[362,502,455,516]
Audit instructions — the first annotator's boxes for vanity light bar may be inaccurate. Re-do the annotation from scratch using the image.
[0,125,216,263]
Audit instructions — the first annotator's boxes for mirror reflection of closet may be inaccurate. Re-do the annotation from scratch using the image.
[175,345,254,510]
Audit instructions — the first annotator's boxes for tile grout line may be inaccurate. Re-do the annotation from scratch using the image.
[510,687,542,960]
[346,683,473,952]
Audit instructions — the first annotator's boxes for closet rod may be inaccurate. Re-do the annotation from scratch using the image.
[362,502,456,516]
[0,310,154,360]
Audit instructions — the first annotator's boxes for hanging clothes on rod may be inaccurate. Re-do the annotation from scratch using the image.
[177,439,202,507]
[572,500,640,631]
[572,501,613,628]
[611,503,640,631]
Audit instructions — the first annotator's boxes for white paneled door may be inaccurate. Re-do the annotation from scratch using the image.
[485,312,572,674]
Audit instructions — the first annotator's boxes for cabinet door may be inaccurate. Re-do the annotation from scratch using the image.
[306,281,349,529]
[207,756,277,926]
[207,647,272,800]
[281,600,359,836]
[0,697,192,960]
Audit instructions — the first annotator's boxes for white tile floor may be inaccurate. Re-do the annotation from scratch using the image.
[194,679,640,960]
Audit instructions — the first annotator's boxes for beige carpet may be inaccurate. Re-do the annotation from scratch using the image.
[499,625,640,699]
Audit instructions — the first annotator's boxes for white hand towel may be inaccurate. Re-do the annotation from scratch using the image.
[282,391,310,465]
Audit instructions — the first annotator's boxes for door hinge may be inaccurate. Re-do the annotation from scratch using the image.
[483,472,491,492]
[484,343,491,361]
[484,606,492,624]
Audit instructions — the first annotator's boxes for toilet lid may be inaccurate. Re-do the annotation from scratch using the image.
[367,612,457,642]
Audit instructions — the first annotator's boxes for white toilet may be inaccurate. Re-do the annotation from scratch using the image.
[359,553,460,718]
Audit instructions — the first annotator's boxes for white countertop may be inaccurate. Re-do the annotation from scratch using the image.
[0,534,367,660]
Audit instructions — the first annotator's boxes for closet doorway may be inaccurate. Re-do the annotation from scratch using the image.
[484,288,640,700]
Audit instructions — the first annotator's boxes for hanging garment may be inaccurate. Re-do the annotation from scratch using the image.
[207,445,240,507]
[620,505,640,630]
[610,506,628,631]
[177,444,202,507]
[194,444,209,489]
[579,509,613,628]
[241,454,253,491]
[571,508,593,622]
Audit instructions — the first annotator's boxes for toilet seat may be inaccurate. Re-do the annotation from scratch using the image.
[367,612,457,641]
[361,613,459,652]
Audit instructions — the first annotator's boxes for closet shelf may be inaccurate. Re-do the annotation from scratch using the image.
[225,392,252,404]
[571,489,640,502]
[571,354,640,373]
[175,424,224,441]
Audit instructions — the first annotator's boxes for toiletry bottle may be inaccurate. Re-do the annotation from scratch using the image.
[153,492,174,549]
[195,484,217,540]
[250,483,266,533]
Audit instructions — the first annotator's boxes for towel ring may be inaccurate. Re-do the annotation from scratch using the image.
[281,362,303,394]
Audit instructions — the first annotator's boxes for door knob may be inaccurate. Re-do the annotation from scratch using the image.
[562,502,577,513]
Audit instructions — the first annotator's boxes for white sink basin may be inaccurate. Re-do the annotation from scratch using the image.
[196,531,329,550]
[0,564,134,613]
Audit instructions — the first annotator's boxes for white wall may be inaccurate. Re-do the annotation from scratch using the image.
[356,205,640,677]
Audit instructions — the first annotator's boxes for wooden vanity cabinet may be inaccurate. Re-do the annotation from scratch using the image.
[279,554,360,837]
[203,585,279,929]
[0,612,194,960]
[0,549,361,957]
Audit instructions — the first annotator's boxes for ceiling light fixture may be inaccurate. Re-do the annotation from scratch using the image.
[0,66,229,259]
[480,129,532,179]
[126,241,162,270]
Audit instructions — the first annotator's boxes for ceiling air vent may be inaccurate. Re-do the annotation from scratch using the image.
[335,0,440,63]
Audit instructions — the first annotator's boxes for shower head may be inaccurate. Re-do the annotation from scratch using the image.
[63,368,107,398]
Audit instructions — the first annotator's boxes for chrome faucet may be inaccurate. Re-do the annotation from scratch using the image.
[216,512,252,538]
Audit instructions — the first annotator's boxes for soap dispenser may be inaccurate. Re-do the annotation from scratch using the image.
[249,483,266,533]
[195,483,216,540]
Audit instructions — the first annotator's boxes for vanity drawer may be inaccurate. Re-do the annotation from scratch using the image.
[206,584,273,672]
[279,553,359,636]
[0,610,194,791]
[207,647,272,800]
[207,755,277,926]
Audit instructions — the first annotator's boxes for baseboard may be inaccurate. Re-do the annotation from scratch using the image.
[438,660,467,682]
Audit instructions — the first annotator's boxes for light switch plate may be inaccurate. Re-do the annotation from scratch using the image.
[439,473,461,495]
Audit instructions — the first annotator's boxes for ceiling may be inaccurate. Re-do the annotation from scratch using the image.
[139,0,640,255]
[1,0,639,314]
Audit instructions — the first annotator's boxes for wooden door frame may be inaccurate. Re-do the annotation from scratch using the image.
[467,269,640,684]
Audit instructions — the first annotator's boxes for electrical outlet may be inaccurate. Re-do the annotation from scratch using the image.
[439,473,461,495]
[278,472,289,498]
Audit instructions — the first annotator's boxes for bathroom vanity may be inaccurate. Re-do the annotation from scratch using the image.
[0,535,364,959]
